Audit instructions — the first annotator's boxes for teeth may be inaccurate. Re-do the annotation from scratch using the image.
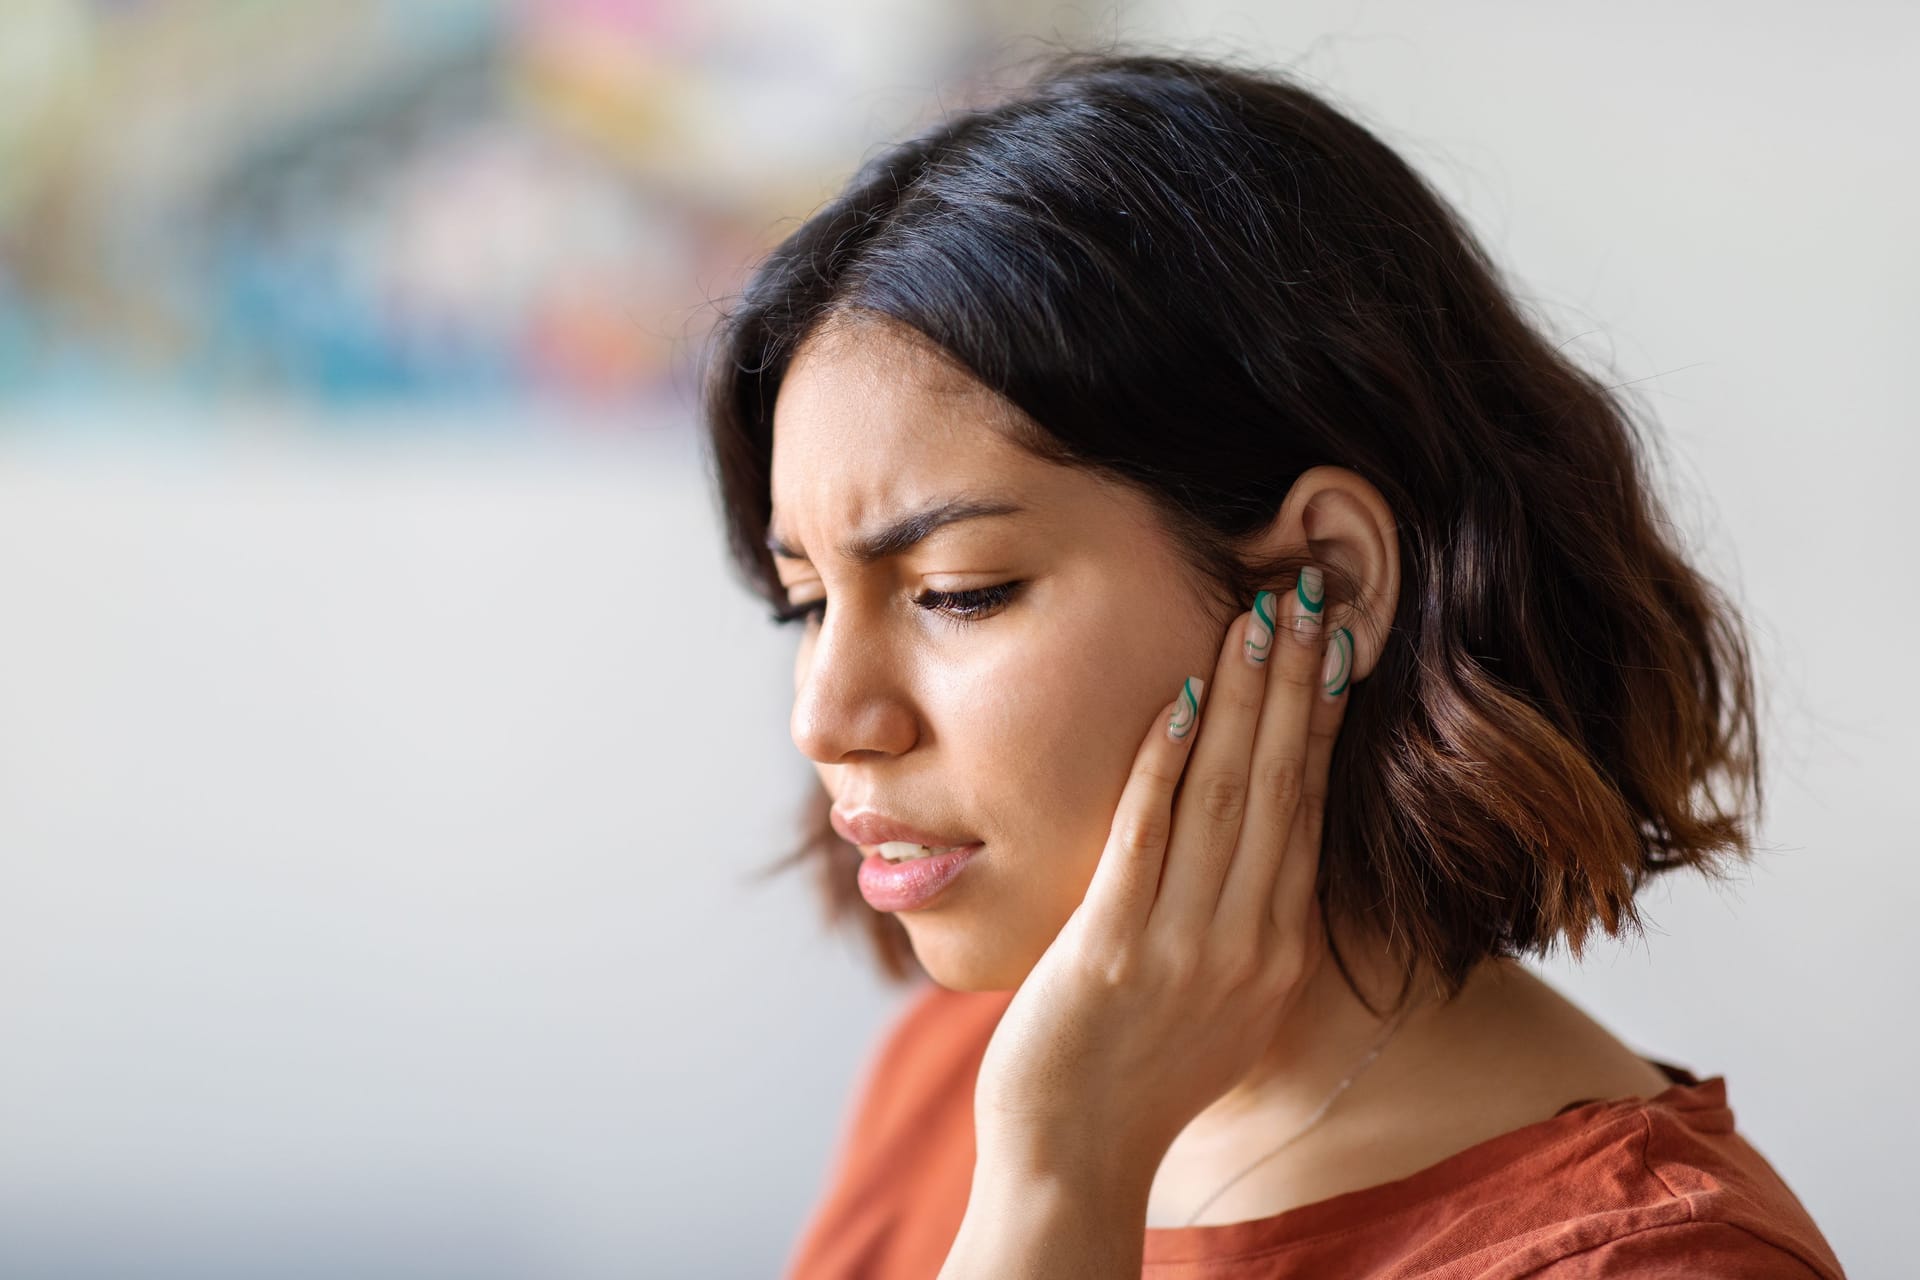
[877,841,968,863]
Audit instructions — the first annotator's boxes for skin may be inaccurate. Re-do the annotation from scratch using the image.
[769,312,1675,1229]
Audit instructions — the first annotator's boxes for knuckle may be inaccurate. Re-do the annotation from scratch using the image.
[1296,788,1326,836]
[1114,811,1170,855]
[1261,937,1307,988]
[1098,945,1141,990]
[1196,772,1247,823]
[1213,944,1261,988]
[1150,936,1200,984]
[1276,641,1321,686]
[1137,758,1184,790]
[1257,756,1306,809]
[1224,677,1264,715]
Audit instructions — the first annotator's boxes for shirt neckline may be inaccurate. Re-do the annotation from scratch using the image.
[1140,1060,1728,1263]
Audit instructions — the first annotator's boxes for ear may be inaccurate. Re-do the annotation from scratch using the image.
[1244,465,1400,684]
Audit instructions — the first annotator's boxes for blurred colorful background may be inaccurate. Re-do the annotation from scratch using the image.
[0,0,1059,424]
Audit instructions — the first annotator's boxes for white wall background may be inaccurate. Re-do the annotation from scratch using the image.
[1,3,1912,1276]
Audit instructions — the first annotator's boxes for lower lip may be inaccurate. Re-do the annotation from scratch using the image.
[856,843,983,912]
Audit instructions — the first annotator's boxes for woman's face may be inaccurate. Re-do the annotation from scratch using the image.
[769,318,1234,991]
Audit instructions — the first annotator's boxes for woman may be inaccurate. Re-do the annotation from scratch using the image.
[703,48,1845,1279]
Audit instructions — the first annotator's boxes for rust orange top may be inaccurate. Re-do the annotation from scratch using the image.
[784,980,1845,1279]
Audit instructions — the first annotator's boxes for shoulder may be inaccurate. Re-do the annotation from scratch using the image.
[1512,1082,1847,1280]
[1519,1219,1840,1278]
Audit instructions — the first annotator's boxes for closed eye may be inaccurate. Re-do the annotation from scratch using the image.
[770,582,1025,630]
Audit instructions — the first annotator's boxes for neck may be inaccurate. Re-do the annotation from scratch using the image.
[1161,918,1478,1165]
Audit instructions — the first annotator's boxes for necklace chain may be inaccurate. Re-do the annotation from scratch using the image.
[1178,994,1426,1228]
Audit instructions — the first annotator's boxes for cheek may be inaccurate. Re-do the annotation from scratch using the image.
[985,604,1209,865]
[942,628,1149,862]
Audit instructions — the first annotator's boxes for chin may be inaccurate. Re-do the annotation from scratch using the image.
[900,916,1041,994]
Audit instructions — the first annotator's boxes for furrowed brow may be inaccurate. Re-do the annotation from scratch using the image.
[766,496,1027,566]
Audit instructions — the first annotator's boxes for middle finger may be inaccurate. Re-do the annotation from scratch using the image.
[1216,565,1330,942]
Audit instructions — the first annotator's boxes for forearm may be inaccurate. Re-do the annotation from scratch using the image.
[938,1151,1152,1280]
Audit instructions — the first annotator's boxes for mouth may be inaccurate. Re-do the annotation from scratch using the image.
[861,840,984,864]
[830,805,979,855]
[855,842,985,912]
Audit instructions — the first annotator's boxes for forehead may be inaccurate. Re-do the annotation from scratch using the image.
[768,319,1036,540]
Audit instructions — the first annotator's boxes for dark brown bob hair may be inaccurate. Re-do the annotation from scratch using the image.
[700,46,1763,1016]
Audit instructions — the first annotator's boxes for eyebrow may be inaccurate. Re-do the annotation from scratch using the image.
[765,496,1028,566]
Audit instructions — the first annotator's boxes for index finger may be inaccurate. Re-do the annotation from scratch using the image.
[1078,674,1208,945]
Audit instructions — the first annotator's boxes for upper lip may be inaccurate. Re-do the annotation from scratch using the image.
[830,806,980,850]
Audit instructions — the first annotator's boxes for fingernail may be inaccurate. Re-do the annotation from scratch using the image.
[1244,590,1276,665]
[1322,626,1353,698]
[1168,677,1204,741]
[1290,565,1325,642]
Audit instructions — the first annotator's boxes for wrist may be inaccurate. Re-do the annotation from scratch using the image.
[937,1149,1154,1280]
[974,1117,1167,1201]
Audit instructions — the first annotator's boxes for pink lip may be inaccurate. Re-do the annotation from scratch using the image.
[856,844,983,912]
[831,806,977,851]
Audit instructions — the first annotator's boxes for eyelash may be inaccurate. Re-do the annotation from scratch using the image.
[770,582,1025,631]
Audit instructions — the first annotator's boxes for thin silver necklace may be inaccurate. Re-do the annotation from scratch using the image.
[1178,993,1427,1227]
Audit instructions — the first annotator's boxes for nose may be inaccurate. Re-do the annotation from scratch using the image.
[789,612,919,763]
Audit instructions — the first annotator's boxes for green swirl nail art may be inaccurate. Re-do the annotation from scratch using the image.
[1323,626,1353,697]
[1296,565,1325,621]
[1168,677,1201,740]
[1245,590,1276,664]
